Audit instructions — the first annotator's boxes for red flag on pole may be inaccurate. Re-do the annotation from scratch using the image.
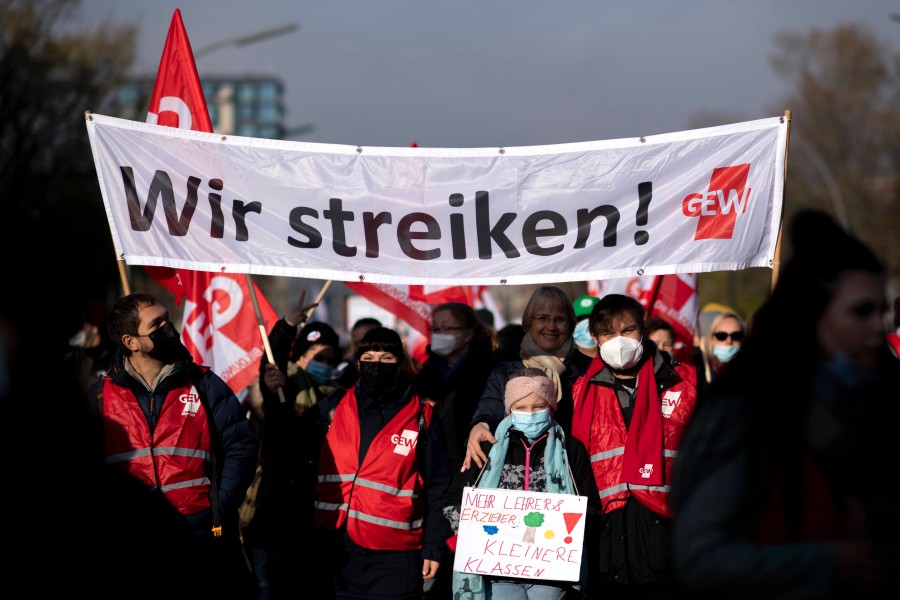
[344,282,434,336]
[145,9,278,393]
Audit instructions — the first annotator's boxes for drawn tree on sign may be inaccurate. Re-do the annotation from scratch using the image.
[522,512,545,543]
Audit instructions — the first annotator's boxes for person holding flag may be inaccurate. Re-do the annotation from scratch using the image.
[245,291,343,598]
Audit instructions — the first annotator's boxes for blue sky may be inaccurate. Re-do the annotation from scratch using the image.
[77,1,899,149]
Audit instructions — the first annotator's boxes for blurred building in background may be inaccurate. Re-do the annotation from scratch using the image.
[113,75,286,138]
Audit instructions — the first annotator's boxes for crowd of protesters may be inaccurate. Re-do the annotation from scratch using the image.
[9,209,898,599]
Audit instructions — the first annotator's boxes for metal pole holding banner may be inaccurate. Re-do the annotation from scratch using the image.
[771,109,792,292]
[246,273,286,404]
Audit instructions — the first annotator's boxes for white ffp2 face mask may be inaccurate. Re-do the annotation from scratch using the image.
[430,333,459,357]
[599,335,644,371]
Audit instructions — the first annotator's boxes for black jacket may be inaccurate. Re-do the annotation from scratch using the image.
[245,317,337,550]
[413,337,500,473]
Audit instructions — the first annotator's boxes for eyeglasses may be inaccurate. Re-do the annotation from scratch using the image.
[429,326,464,334]
[533,316,568,326]
[713,331,744,342]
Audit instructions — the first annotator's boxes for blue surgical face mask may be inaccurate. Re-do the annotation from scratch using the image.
[511,408,552,440]
[305,359,335,385]
[821,351,876,392]
[573,319,594,349]
[712,344,740,363]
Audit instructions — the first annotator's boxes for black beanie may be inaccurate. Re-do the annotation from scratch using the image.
[356,326,404,360]
[290,321,340,362]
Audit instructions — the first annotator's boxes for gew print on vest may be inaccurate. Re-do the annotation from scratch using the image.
[392,429,419,456]
[180,385,202,417]
[661,390,682,419]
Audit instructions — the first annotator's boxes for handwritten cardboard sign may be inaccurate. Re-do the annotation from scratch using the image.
[453,486,587,582]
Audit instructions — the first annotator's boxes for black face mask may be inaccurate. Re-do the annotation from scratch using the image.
[358,361,400,393]
[146,322,192,364]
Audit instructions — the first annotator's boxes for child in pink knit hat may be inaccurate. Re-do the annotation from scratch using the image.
[443,367,601,600]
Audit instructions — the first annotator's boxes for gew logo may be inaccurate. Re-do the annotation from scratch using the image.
[661,390,682,419]
[682,164,751,240]
[180,389,201,417]
[391,429,419,456]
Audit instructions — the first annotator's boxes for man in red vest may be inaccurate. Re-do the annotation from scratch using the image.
[571,294,698,599]
[92,292,258,599]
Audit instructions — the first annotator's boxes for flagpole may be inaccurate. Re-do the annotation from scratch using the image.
[645,276,664,317]
[117,260,132,295]
[771,109,792,292]
[305,279,332,321]
[246,273,286,404]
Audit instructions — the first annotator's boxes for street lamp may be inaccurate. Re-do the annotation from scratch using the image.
[194,23,299,58]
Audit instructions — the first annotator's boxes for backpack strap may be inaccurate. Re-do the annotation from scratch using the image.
[189,363,225,538]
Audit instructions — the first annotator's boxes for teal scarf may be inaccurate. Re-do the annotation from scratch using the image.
[451,416,575,599]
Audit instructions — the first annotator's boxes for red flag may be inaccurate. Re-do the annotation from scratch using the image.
[143,8,212,305]
[588,274,698,365]
[407,285,473,306]
[344,283,434,336]
[145,9,278,393]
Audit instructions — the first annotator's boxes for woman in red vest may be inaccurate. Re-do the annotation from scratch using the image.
[313,327,453,600]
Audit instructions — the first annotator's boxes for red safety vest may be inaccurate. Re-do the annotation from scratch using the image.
[572,359,696,518]
[314,388,432,550]
[101,377,212,515]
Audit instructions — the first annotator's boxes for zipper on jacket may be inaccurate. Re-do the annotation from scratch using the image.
[149,393,163,489]
[520,433,548,491]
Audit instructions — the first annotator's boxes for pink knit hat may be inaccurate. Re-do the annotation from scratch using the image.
[504,374,557,414]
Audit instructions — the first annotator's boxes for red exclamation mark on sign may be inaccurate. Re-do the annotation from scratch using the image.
[562,513,583,544]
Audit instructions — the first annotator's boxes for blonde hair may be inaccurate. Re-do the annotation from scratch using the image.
[700,312,746,383]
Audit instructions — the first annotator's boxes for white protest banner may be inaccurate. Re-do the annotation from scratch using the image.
[86,113,787,285]
[453,486,587,582]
